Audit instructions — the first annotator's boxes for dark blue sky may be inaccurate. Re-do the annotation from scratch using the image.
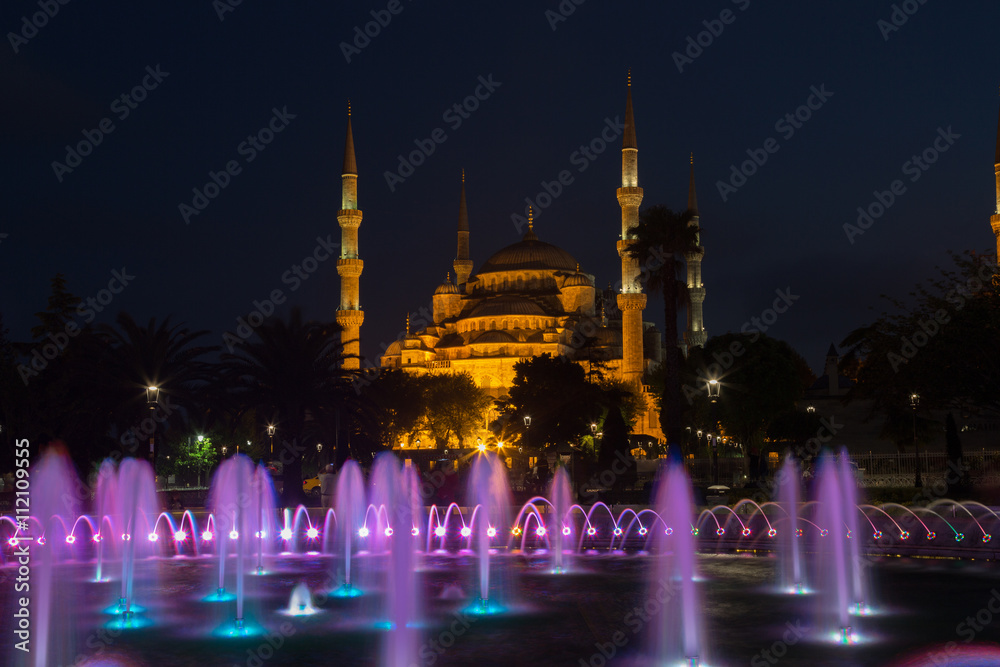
[2,0,997,375]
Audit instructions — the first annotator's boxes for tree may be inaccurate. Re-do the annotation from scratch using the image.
[505,354,602,450]
[419,373,491,447]
[596,398,634,502]
[626,205,700,452]
[221,308,356,506]
[944,412,971,497]
[685,333,813,458]
[352,368,423,454]
[840,251,1000,443]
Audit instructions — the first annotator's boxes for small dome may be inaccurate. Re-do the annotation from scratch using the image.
[470,296,546,318]
[435,333,465,349]
[564,272,592,288]
[434,274,459,295]
[384,339,403,356]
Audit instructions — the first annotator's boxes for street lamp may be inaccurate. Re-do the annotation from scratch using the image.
[806,405,816,413]
[221,445,228,457]
[707,380,721,485]
[523,415,532,452]
[145,386,159,473]
[911,393,922,488]
[267,424,276,456]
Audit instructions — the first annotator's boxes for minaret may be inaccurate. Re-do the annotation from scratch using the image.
[454,169,473,288]
[684,154,707,350]
[336,102,364,370]
[992,90,1000,261]
[616,71,646,387]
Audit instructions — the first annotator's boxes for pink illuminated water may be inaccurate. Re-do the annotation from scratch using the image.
[777,455,805,592]
[468,452,512,604]
[334,459,365,589]
[549,467,572,572]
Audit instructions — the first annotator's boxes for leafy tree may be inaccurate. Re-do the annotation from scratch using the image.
[685,333,813,457]
[355,369,425,450]
[419,373,491,447]
[626,205,700,452]
[840,252,1000,446]
[505,354,602,450]
[596,398,634,502]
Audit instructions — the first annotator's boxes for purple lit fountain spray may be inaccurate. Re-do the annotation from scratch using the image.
[651,459,704,665]
[549,466,572,573]
[93,458,118,582]
[838,447,869,616]
[467,451,512,612]
[208,454,267,631]
[30,446,82,667]
[814,452,856,644]
[334,459,366,594]
[114,457,159,620]
[776,454,805,594]
[369,453,422,667]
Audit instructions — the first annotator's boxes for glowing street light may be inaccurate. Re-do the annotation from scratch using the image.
[267,424,275,455]
[146,386,159,472]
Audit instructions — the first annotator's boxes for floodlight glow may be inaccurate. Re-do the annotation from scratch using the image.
[358,526,370,538]
[562,526,571,536]
[411,526,419,536]
[434,526,446,538]
[535,526,546,537]
[229,530,239,540]
[280,528,293,540]
[384,527,394,537]
[202,530,213,541]
[486,527,497,538]
[65,535,76,544]
[174,530,187,542]
[306,527,319,539]
[460,526,472,538]
[148,533,158,542]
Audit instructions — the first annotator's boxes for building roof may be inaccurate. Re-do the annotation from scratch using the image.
[472,330,518,344]
[477,236,579,274]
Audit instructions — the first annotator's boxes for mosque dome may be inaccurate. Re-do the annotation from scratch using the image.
[434,275,459,295]
[472,330,518,344]
[470,296,547,318]
[564,270,592,288]
[478,234,579,274]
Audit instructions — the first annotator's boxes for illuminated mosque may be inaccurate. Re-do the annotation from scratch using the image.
[335,78,708,444]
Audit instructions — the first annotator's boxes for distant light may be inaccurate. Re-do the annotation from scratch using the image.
[535,526,546,537]
[613,527,623,537]
[202,530,214,541]
[638,527,648,536]
[7,538,17,547]
[486,527,497,538]
[280,528,293,541]
[37,537,45,546]
[511,527,522,536]
[66,535,76,544]
[460,526,472,538]
[411,526,420,537]
[587,527,597,536]
[358,526,370,538]
[174,530,187,542]
[665,527,674,536]
[148,533,158,542]
[122,533,131,541]
[434,526,446,538]
[306,527,319,539]
[229,530,239,540]
[384,527,394,537]
[93,534,102,543]
[477,443,485,452]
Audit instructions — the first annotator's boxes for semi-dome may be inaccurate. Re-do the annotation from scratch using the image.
[434,275,459,295]
[564,271,592,287]
[478,234,579,274]
[472,330,518,345]
[470,296,546,318]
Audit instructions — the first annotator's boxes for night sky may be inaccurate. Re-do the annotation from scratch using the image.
[2,0,997,375]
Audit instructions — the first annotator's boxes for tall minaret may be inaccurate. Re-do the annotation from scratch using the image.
[684,154,707,350]
[992,90,1000,261]
[336,102,364,370]
[616,71,646,387]
[453,169,473,288]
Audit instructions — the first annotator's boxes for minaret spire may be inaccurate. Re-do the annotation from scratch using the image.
[684,154,707,351]
[992,89,1000,261]
[616,72,646,387]
[336,103,364,370]
[453,169,473,288]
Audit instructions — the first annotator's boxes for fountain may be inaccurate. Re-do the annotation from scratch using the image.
[333,459,365,595]
[814,451,856,644]
[467,451,512,612]
[651,458,705,666]
[548,466,572,573]
[777,454,806,594]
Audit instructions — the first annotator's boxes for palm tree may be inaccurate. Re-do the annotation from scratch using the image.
[627,204,700,452]
[95,313,216,470]
[221,308,357,506]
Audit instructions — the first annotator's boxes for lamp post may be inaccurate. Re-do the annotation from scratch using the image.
[524,415,532,453]
[911,393,922,488]
[145,386,159,474]
[707,379,721,486]
[221,445,228,458]
[267,424,275,456]
[317,443,323,468]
